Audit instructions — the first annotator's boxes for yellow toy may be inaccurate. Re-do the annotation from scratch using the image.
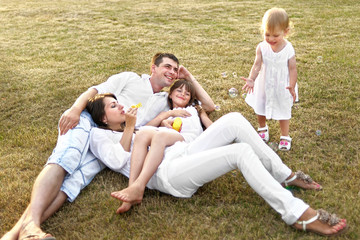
[172,117,182,132]
[131,103,142,108]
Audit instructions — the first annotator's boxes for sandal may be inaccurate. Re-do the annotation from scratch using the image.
[295,209,347,237]
[21,233,56,240]
[278,136,291,151]
[283,171,322,190]
[257,125,269,142]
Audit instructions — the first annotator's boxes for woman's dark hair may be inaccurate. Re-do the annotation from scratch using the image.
[86,93,117,128]
[167,79,196,109]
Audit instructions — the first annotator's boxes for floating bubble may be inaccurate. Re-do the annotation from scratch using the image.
[221,72,228,78]
[232,72,238,78]
[242,93,247,99]
[316,130,322,136]
[214,105,221,111]
[228,87,239,98]
[317,56,323,63]
[268,142,278,152]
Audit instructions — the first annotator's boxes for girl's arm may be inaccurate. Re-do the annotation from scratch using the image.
[242,45,263,93]
[178,66,215,113]
[199,108,213,129]
[287,56,297,102]
[120,108,137,152]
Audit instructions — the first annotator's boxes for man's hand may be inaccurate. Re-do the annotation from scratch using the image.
[178,65,193,81]
[59,107,82,135]
[169,109,192,118]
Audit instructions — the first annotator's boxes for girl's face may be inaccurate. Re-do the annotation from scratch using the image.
[169,84,191,108]
[102,97,126,127]
[264,27,288,51]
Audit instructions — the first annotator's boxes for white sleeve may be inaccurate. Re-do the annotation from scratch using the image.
[89,128,131,172]
[91,72,137,95]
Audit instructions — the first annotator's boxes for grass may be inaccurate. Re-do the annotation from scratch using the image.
[0,0,359,239]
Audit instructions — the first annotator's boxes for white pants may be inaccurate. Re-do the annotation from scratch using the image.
[157,113,309,225]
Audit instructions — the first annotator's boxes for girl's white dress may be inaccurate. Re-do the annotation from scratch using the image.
[245,40,295,120]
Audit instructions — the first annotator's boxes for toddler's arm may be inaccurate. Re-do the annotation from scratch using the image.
[242,45,262,93]
[286,56,297,102]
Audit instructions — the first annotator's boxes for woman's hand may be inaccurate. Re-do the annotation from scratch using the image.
[161,119,174,129]
[125,107,137,128]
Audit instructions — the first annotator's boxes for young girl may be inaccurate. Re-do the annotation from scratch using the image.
[242,7,297,151]
[111,79,212,213]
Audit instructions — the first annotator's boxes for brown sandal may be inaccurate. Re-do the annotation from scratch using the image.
[295,209,347,237]
[283,171,322,190]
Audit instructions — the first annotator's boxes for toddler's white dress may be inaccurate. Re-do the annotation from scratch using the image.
[245,40,295,120]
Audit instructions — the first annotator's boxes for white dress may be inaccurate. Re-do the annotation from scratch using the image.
[245,40,295,120]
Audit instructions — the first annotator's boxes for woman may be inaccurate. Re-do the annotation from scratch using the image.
[88,92,347,237]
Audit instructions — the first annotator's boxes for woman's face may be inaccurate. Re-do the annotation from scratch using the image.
[102,96,126,127]
[169,84,191,108]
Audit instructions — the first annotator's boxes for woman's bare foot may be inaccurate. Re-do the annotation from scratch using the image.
[115,202,133,214]
[284,171,322,190]
[18,220,51,240]
[111,183,145,204]
[293,208,347,236]
[0,231,18,240]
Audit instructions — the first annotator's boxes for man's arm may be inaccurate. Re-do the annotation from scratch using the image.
[178,66,215,113]
[59,88,98,135]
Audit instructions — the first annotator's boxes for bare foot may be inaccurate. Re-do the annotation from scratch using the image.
[111,183,145,204]
[293,208,347,236]
[284,171,322,190]
[116,202,133,214]
[0,231,18,240]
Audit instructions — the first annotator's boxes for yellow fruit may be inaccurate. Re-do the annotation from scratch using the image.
[131,103,142,108]
[172,117,182,132]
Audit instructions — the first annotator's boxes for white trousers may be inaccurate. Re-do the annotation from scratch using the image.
[159,112,308,225]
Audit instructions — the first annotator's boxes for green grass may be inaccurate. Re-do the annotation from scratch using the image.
[1,0,359,239]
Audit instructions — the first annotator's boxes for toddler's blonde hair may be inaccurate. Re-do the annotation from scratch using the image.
[261,8,293,36]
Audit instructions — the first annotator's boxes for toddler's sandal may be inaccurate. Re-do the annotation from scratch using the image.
[257,125,269,143]
[278,136,291,151]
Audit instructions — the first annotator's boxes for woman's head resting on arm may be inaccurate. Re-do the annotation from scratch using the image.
[86,93,126,131]
[168,79,196,109]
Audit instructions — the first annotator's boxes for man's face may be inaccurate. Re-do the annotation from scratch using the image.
[151,57,179,88]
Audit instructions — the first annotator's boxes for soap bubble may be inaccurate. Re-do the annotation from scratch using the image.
[317,56,323,63]
[221,72,228,78]
[242,93,247,99]
[228,88,239,98]
[232,72,238,78]
[315,130,322,136]
[214,105,221,111]
[268,142,278,152]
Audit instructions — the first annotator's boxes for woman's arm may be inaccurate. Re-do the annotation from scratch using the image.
[120,108,137,152]
[145,109,191,127]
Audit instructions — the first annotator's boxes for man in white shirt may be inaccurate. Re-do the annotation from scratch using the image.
[2,53,214,240]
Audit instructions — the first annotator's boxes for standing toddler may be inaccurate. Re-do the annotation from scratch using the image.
[242,7,298,151]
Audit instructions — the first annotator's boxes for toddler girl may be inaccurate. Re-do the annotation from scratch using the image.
[242,7,298,151]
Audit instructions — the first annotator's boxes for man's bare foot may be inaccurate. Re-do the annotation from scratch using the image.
[293,207,347,236]
[111,184,145,204]
[116,202,133,214]
[283,171,322,190]
[18,220,52,240]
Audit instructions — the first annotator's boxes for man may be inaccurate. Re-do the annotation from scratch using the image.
[2,53,215,240]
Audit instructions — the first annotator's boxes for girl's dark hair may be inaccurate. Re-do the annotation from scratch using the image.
[86,93,117,128]
[168,79,196,109]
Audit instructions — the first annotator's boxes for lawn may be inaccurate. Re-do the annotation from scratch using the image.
[0,0,359,239]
